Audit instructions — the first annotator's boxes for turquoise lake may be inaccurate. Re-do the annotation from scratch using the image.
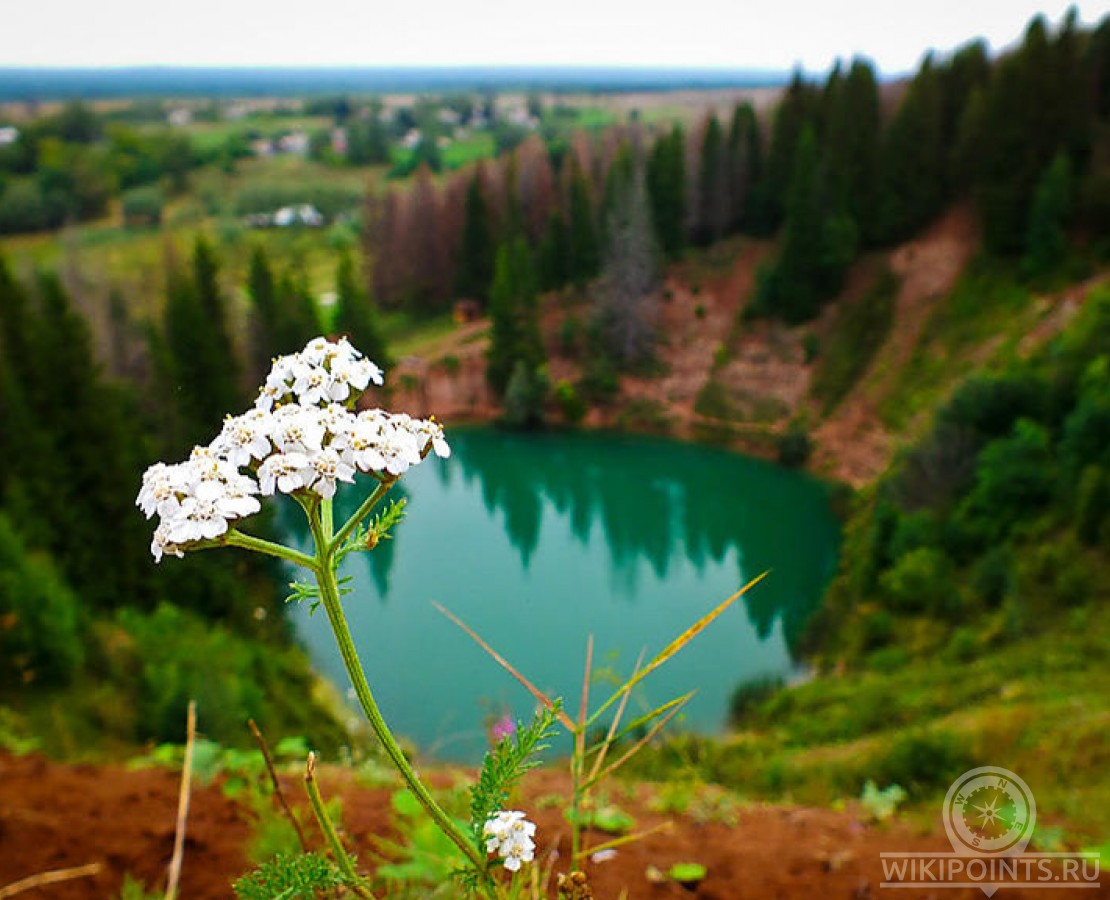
[286,428,841,760]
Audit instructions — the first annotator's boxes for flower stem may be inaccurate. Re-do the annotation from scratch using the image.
[304,752,375,898]
[312,545,486,873]
[224,530,317,570]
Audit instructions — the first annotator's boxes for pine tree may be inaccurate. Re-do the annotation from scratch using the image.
[725,103,760,233]
[334,250,388,365]
[757,126,852,324]
[756,69,819,233]
[486,237,544,396]
[695,114,727,245]
[456,172,496,303]
[538,210,570,291]
[596,167,660,368]
[162,237,242,444]
[246,245,277,379]
[273,265,320,353]
[878,55,945,243]
[567,163,600,288]
[1023,152,1074,281]
[646,125,686,260]
[824,58,881,244]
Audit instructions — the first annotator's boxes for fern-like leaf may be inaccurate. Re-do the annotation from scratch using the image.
[232,852,348,900]
[468,703,561,845]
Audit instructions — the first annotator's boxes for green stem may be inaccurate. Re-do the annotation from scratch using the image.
[224,529,317,570]
[313,553,487,873]
[330,477,397,552]
[304,752,375,898]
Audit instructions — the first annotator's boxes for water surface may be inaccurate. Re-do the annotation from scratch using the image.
[287,428,840,760]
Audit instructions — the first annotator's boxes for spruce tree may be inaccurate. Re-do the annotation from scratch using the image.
[695,114,727,245]
[824,59,881,244]
[456,172,496,303]
[334,250,388,365]
[646,125,686,260]
[726,103,760,233]
[246,245,277,379]
[567,163,600,287]
[878,55,945,243]
[1023,152,1073,281]
[486,237,544,396]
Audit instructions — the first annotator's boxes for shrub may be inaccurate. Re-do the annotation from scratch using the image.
[880,547,959,616]
[554,378,587,424]
[0,515,84,685]
[116,604,343,748]
[777,422,812,468]
[728,675,784,725]
[971,545,1014,608]
[121,185,165,227]
[871,731,975,798]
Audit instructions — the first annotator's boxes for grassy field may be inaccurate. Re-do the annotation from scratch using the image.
[632,604,1110,848]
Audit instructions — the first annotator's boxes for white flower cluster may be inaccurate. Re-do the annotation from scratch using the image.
[137,337,450,562]
[482,810,536,872]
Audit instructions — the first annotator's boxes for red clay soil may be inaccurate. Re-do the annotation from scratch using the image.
[1,751,1088,899]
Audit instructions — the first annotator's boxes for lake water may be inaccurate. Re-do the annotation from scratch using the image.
[286,428,840,761]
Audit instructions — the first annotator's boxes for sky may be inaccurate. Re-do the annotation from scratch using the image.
[2,1,1104,74]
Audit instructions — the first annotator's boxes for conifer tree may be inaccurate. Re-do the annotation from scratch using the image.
[486,237,544,396]
[163,237,241,444]
[456,172,496,303]
[726,103,760,233]
[246,244,277,379]
[334,250,388,365]
[596,167,660,368]
[878,56,945,243]
[646,125,686,259]
[824,58,881,244]
[1023,152,1073,281]
[538,210,571,291]
[567,163,600,287]
[756,69,819,233]
[695,114,727,245]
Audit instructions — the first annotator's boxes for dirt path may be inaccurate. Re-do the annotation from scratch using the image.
[0,750,1071,899]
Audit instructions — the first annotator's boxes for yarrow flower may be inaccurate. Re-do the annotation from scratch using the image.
[482,810,536,872]
[136,336,448,561]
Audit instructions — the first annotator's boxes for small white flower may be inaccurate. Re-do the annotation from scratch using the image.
[211,409,273,467]
[258,451,315,495]
[483,811,537,873]
[271,405,326,454]
[305,447,356,499]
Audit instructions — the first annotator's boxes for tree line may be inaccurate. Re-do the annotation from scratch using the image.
[363,8,1110,340]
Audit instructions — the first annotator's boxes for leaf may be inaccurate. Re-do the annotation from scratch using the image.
[469,704,561,845]
[587,572,768,728]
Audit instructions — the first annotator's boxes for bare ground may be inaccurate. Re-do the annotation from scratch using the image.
[2,750,1083,899]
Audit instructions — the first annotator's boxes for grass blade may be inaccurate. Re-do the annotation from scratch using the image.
[586,571,768,729]
[434,602,575,732]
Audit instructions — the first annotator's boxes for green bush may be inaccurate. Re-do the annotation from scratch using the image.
[728,675,784,725]
[971,545,1014,608]
[880,547,959,616]
[871,731,975,798]
[0,515,84,686]
[115,604,344,748]
[121,185,165,227]
[777,422,812,467]
[554,379,587,424]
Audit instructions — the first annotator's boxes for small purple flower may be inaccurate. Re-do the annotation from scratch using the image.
[490,714,517,744]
